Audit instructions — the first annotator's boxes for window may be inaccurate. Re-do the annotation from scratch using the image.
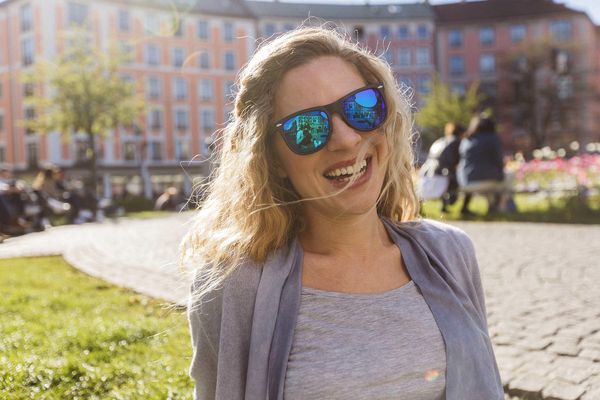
[449,55,464,76]
[448,29,463,48]
[551,20,572,42]
[417,75,431,94]
[480,27,495,46]
[197,20,209,40]
[147,76,161,99]
[380,25,391,39]
[26,142,38,167]
[398,48,411,67]
[118,9,130,32]
[352,26,364,41]
[200,108,215,133]
[199,79,214,101]
[223,80,236,102]
[0,147,5,163]
[119,42,134,64]
[175,109,189,131]
[149,141,162,161]
[0,113,4,131]
[224,52,236,71]
[198,51,210,70]
[223,108,233,124]
[480,82,498,102]
[510,24,526,43]
[398,76,413,89]
[25,108,36,135]
[68,2,88,27]
[123,142,136,161]
[264,23,276,38]
[398,25,410,40]
[146,14,159,34]
[417,24,429,39]
[21,4,33,32]
[480,54,496,74]
[223,22,233,42]
[172,47,185,67]
[451,83,466,96]
[175,139,190,161]
[23,83,34,97]
[382,49,392,64]
[174,17,184,37]
[21,38,34,66]
[0,83,2,98]
[145,44,160,65]
[173,77,187,100]
[415,47,430,66]
[149,109,163,130]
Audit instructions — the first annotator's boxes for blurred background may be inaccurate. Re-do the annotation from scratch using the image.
[0,0,598,225]
[1,2,600,399]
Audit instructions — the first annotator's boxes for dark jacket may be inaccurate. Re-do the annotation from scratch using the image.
[457,131,504,185]
[434,136,461,178]
[188,219,504,400]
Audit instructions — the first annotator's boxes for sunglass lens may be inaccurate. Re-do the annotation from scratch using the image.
[344,88,386,130]
[282,110,330,154]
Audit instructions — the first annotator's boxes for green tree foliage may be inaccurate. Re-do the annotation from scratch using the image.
[415,75,482,147]
[23,32,145,198]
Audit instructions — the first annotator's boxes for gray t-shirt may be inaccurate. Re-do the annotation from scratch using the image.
[284,280,446,400]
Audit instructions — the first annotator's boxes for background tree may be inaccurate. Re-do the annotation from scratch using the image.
[416,75,482,149]
[505,37,592,151]
[23,32,145,203]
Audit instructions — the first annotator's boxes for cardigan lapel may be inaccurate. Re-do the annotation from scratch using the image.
[383,220,502,400]
[244,239,301,400]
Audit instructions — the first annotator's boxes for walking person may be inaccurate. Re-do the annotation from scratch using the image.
[183,27,503,400]
[457,113,506,216]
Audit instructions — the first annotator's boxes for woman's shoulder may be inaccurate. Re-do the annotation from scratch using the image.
[390,218,470,243]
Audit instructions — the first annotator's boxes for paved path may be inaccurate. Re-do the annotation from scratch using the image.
[1,215,599,400]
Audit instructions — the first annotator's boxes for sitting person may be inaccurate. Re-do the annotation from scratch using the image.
[457,113,507,216]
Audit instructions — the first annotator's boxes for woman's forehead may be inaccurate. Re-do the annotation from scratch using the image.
[273,56,366,119]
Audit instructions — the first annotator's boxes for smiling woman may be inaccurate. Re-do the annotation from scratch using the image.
[181,26,504,400]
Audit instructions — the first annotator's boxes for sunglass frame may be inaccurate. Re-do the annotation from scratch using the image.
[273,83,387,155]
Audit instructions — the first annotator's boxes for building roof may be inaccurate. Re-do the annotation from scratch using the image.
[245,1,434,21]
[433,0,587,25]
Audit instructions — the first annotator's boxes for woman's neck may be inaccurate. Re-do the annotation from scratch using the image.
[298,207,392,260]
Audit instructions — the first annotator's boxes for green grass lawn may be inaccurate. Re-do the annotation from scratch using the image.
[0,257,193,400]
[422,192,600,224]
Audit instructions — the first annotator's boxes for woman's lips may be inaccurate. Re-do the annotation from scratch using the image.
[325,156,373,189]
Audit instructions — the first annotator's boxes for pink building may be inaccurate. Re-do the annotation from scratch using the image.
[246,1,436,102]
[0,0,254,195]
[434,0,600,152]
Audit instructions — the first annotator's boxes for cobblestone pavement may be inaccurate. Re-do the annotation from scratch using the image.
[1,215,599,400]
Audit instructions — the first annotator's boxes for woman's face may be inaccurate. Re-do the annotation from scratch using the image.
[272,56,389,218]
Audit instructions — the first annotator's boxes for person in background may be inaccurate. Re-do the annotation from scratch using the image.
[183,26,503,400]
[154,186,179,211]
[457,113,505,216]
[427,122,465,212]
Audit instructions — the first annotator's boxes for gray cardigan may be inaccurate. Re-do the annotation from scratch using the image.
[188,218,504,400]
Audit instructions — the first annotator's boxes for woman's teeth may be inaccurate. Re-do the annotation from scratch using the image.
[324,159,368,180]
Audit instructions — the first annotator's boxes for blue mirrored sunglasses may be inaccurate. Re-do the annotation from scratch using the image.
[274,83,387,155]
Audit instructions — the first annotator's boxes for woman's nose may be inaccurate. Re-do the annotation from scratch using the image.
[326,114,361,151]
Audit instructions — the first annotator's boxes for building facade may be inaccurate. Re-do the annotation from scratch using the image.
[0,0,255,195]
[434,0,600,152]
[0,0,598,196]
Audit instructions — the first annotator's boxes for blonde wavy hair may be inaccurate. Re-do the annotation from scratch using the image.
[181,26,419,294]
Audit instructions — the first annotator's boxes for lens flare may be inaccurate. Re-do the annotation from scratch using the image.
[424,368,441,382]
